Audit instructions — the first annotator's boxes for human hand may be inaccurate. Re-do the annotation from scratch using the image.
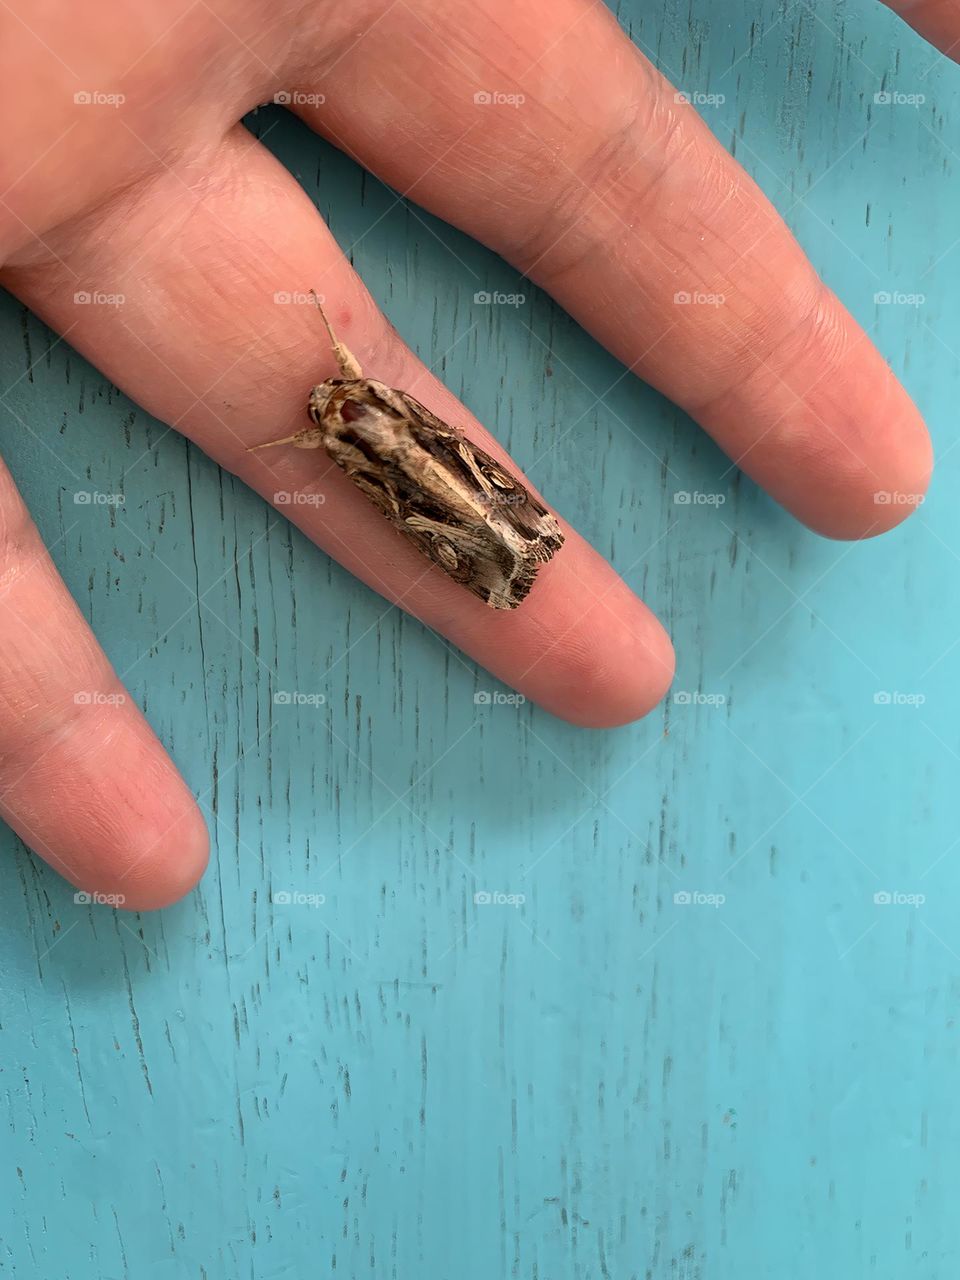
[0,0,945,907]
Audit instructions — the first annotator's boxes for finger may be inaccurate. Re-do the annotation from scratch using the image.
[881,0,960,60]
[0,456,208,908]
[289,0,932,538]
[1,125,675,728]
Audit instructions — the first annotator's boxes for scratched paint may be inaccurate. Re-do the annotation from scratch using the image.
[0,2,958,1276]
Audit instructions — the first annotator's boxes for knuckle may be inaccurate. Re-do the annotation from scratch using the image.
[506,95,691,280]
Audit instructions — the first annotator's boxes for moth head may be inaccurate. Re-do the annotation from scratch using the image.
[308,380,342,424]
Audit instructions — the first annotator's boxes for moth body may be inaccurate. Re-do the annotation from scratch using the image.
[251,296,563,609]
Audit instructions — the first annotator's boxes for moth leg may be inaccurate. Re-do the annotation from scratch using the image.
[247,426,324,451]
[310,290,364,380]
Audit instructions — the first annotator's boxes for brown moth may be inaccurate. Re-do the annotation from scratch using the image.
[252,296,564,610]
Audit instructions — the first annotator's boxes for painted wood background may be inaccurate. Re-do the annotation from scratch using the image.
[1,1,958,1276]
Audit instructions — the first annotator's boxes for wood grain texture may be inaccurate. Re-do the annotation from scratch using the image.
[1,1,958,1275]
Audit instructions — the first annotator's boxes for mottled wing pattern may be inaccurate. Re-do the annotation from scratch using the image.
[316,380,563,609]
[392,390,564,561]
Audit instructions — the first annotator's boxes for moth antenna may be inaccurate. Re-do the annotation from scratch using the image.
[310,289,364,380]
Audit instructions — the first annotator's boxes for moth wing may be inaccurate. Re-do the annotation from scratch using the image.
[328,381,563,609]
[392,390,563,555]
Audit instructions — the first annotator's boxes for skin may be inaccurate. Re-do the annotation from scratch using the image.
[0,0,949,907]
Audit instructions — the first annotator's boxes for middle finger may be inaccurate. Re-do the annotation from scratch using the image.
[293,0,933,538]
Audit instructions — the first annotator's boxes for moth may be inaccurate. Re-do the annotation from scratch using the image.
[251,296,564,610]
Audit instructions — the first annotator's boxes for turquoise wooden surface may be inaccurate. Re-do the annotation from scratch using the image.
[1,2,957,1276]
